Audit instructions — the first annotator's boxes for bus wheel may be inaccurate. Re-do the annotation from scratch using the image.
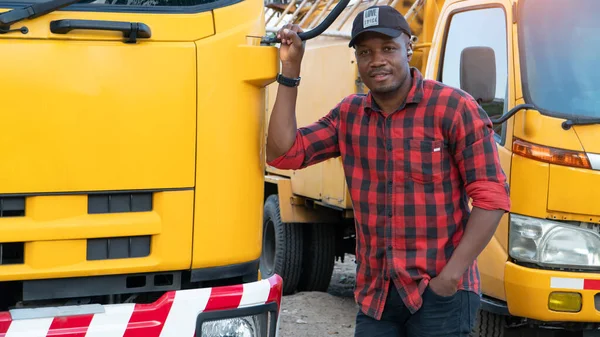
[260,194,303,295]
[471,310,506,337]
[297,223,336,292]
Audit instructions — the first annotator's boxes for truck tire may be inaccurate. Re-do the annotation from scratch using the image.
[297,223,336,292]
[470,310,506,337]
[260,195,303,295]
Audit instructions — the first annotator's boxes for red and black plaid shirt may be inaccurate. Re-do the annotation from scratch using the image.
[268,68,511,320]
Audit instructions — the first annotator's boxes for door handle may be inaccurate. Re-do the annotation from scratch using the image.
[50,19,151,43]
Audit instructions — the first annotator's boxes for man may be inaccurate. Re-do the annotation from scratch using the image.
[267,5,511,337]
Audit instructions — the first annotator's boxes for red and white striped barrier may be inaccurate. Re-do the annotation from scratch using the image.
[0,274,283,337]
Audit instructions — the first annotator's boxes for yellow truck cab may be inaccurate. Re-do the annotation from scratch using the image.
[262,0,600,335]
[0,0,306,333]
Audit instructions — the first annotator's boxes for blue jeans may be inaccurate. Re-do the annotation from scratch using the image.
[354,283,480,337]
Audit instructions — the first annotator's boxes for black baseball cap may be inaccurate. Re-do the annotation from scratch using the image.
[348,5,412,48]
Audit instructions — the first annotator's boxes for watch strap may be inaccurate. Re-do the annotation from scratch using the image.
[277,73,301,87]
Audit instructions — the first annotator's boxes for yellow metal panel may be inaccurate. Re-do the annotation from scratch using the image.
[291,167,323,201]
[265,175,339,223]
[510,155,550,219]
[193,0,278,268]
[501,0,518,151]
[0,190,193,281]
[214,0,265,37]
[321,157,350,209]
[505,262,600,322]
[548,165,600,217]
[477,222,508,300]
[0,199,161,242]
[266,175,303,223]
[513,109,584,152]
[0,8,215,42]
[496,147,511,254]
[545,211,600,224]
[28,240,86,271]
[0,38,197,193]
[423,0,453,79]
[511,0,524,101]
[477,145,511,301]
[266,166,293,178]
[573,125,600,154]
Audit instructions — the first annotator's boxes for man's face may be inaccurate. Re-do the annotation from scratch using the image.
[354,32,412,95]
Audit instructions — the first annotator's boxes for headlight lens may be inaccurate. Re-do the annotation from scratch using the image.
[509,214,600,268]
[201,312,269,337]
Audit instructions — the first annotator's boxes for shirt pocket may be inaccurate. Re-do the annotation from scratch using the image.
[403,139,446,184]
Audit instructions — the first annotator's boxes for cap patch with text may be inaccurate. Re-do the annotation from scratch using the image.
[349,5,412,48]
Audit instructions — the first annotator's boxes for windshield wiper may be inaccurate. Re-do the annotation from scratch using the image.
[488,102,600,130]
[562,118,600,130]
[0,0,82,33]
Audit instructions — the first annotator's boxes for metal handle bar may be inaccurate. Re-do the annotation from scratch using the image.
[261,0,351,44]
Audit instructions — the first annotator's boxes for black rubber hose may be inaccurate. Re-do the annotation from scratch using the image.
[261,0,351,44]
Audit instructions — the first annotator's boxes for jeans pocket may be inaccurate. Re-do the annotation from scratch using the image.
[425,285,458,302]
[408,288,462,336]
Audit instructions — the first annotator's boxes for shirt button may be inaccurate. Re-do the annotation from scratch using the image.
[387,245,393,251]
[386,140,392,151]
[387,180,392,187]
[388,209,392,217]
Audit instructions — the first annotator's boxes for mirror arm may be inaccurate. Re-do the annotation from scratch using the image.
[490,104,535,125]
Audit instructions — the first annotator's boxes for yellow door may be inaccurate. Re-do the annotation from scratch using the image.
[0,0,214,281]
[0,4,214,193]
[424,0,514,301]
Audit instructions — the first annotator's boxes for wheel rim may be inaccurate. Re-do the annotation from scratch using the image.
[260,219,276,277]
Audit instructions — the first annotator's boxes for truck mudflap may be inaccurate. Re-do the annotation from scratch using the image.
[0,275,283,337]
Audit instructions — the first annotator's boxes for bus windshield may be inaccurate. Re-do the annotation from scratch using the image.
[520,0,600,119]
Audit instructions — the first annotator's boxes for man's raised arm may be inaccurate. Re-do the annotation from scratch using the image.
[266,24,341,170]
[266,24,305,162]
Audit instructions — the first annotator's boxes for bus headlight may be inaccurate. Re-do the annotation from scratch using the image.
[509,214,600,268]
[200,312,270,337]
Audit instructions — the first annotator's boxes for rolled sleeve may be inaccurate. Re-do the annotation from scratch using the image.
[267,131,309,169]
[267,104,341,170]
[450,96,511,212]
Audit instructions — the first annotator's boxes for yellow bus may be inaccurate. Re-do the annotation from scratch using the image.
[0,0,343,332]
[261,0,600,336]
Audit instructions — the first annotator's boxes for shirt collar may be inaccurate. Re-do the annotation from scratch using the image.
[364,67,424,114]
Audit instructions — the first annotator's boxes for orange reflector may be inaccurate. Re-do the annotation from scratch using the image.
[513,138,591,169]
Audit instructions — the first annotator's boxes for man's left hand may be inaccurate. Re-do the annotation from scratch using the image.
[428,274,458,297]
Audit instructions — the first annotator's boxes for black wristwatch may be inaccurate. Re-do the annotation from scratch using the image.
[277,73,301,87]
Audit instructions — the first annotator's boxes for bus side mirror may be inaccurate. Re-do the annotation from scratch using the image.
[460,46,496,104]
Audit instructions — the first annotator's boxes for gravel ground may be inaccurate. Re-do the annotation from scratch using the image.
[276,256,561,337]
[278,254,358,337]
